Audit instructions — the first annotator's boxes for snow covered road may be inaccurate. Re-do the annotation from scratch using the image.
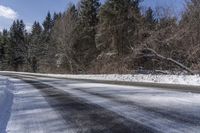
[1,73,200,133]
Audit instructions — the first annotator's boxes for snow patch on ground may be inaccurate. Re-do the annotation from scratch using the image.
[0,77,14,133]
[54,74,200,86]
[1,71,200,86]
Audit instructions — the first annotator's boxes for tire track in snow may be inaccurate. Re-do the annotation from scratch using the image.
[74,87,200,126]
[22,79,156,133]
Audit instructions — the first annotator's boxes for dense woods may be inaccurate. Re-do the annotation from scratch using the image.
[0,0,199,74]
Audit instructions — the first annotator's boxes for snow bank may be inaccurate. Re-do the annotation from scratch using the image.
[49,74,200,86]
[0,78,14,133]
[0,79,8,111]
[0,87,5,110]
[1,71,200,86]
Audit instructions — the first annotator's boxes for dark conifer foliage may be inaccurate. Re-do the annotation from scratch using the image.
[145,7,156,29]
[8,20,28,71]
[0,30,9,70]
[79,0,100,27]
[97,0,142,55]
[43,12,53,33]
[29,21,43,72]
[65,0,101,71]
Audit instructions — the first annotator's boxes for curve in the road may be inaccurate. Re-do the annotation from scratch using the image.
[22,79,156,133]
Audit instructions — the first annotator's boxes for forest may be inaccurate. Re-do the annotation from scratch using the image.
[0,0,199,74]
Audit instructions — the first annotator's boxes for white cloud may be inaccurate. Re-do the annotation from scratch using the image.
[0,5,18,20]
[25,24,32,33]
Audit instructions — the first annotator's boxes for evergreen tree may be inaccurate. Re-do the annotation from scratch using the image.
[98,0,142,55]
[75,0,100,68]
[9,20,28,71]
[145,7,156,29]
[29,21,43,72]
[145,7,156,24]
[0,30,9,69]
[32,21,42,35]
[43,12,53,33]
[0,31,4,63]
[79,0,100,27]
[1,30,10,69]
[52,12,62,25]
[39,12,54,71]
[41,12,61,71]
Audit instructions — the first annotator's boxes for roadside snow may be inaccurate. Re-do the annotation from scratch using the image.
[0,77,14,133]
[0,84,5,111]
[4,77,77,133]
[1,71,200,86]
[50,74,200,86]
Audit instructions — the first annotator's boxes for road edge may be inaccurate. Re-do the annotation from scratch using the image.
[1,72,200,93]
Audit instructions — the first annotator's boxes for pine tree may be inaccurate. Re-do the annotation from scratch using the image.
[98,0,142,55]
[32,21,42,35]
[79,0,100,27]
[0,30,10,70]
[145,7,156,29]
[9,20,28,71]
[75,0,100,68]
[43,12,53,33]
[0,31,5,69]
[41,12,62,72]
[39,12,54,71]
[29,21,43,72]
[0,32,4,63]
[146,8,155,24]
[52,12,62,25]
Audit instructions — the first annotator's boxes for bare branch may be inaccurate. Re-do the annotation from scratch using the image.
[143,47,195,75]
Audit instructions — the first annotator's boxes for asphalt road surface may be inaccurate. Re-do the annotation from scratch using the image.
[1,73,200,133]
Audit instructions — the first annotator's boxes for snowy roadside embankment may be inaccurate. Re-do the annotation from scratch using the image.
[0,86,6,110]
[0,77,14,133]
[0,79,9,111]
[49,74,200,86]
[1,71,200,86]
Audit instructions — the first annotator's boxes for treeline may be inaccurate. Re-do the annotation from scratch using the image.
[0,0,200,74]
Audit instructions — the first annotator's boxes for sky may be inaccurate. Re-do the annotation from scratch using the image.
[0,0,186,32]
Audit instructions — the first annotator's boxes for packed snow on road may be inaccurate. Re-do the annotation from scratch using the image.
[0,73,200,133]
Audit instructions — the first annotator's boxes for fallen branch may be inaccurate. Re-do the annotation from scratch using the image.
[143,48,195,75]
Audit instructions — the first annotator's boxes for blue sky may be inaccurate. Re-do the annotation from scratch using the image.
[0,0,186,31]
